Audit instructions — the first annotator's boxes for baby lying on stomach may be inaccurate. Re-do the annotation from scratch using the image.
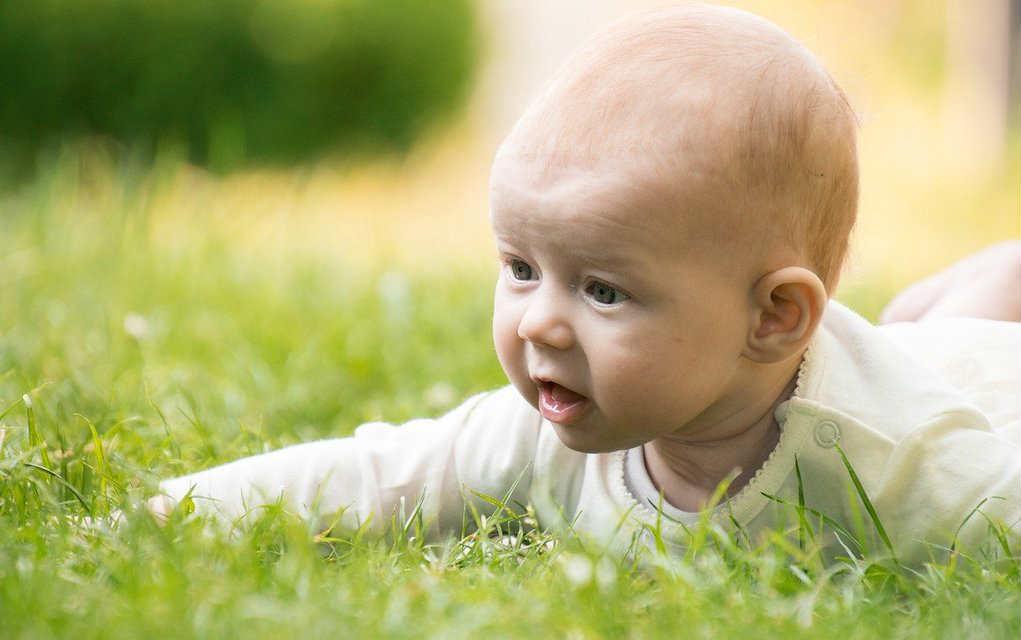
[151,4,1021,565]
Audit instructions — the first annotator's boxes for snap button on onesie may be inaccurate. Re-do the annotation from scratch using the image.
[813,420,841,448]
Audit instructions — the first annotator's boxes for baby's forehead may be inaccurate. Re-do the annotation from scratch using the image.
[491,153,664,228]
[489,151,722,260]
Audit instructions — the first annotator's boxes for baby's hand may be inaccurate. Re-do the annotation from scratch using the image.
[880,241,1021,323]
[79,497,175,530]
[146,494,175,525]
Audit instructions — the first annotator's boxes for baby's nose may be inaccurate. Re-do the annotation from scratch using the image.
[517,290,575,350]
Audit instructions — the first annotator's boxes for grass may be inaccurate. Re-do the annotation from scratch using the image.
[1,152,1019,638]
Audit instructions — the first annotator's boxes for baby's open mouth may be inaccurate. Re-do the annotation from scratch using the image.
[537,381,590,425]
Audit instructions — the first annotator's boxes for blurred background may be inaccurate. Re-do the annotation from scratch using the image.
[1,3,1019,631]
[2,0,1017,297]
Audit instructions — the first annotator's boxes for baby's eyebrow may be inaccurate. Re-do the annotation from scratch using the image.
[566,245,644,274]
[493,215,652,276]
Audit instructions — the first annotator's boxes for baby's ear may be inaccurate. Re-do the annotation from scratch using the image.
[743,267,828,363]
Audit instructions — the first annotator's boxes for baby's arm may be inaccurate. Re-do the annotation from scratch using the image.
[879,241,1021,323]
[149,387,541,536]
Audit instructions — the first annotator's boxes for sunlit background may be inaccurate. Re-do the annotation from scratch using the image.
[4,0,1019,306]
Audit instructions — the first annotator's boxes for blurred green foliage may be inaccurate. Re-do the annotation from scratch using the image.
[0,0,479,172]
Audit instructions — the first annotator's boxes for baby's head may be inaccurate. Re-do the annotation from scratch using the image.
[489,4,858,453]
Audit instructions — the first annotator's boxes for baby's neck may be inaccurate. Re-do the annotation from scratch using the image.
[642,365,800,513]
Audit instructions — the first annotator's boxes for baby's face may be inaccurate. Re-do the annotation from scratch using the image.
[490,154,753,453]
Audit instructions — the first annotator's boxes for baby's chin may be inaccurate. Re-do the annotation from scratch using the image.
[548,420,642,455]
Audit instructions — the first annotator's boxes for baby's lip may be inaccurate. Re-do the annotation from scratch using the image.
[531,375,586,399]
[533,378,590,425]
[540,380,587,403]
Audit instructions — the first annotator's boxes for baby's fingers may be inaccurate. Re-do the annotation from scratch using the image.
[146,495,175,526]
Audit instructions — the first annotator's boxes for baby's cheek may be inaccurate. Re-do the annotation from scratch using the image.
[492,310,525,379]
[597,351,654,402]
[602,341,694,415]
[491,310,541,410]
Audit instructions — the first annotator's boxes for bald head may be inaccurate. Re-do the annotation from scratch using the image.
[495,4,858,291]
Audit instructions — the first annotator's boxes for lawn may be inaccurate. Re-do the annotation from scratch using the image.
[1,153,1018,639]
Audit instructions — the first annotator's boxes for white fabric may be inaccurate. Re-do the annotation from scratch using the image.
[622,445,699,525]
[159,301,1021,563]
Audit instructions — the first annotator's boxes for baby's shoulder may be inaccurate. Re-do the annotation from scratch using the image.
[807,305,1018,443]
[878,319,1019,431]
[878,317,1019,377]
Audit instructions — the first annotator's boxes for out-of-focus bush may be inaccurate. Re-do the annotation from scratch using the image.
[0,0,478,171]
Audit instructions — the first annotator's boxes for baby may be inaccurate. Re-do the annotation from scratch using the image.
[151,5,1020,564]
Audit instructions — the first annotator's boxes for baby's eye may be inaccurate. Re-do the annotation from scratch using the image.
[584,281,629,305]
[509,259,535,281]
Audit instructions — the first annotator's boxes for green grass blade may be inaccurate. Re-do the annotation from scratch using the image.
[24,394,52,469]
[761,491,862,557]
[22,462,92,515]
[794,456,814,551]
[77,413,108,512]
[0,396,23,422]
[949,497,991,553]
[834,444,896,561]
[144,380,180,460]
[975,505,1014,559]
